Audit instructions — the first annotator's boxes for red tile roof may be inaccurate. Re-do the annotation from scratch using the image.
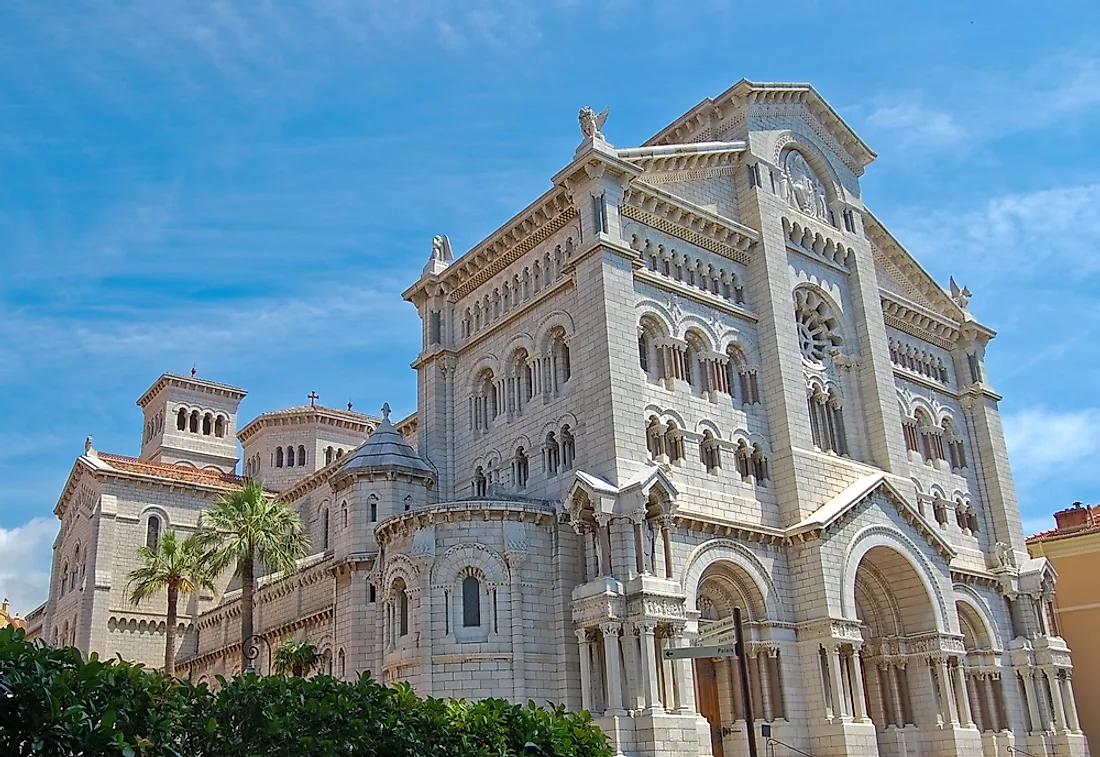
[1027,509,1100,543]
[97,453,243,490]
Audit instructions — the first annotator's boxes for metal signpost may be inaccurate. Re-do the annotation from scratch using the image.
[662,606,758,757]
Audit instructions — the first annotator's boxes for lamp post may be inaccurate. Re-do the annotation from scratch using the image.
[242,633,273,674]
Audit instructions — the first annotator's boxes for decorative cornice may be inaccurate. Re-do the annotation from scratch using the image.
[375,500,555,548]
[178,607,334,670]
[782,215,853,270]
[403,190,575,306]
[622,182,757,265]
[238,406,378,444]
[136,373,246,409]
[882,295,960,351]
[616,141,746,174]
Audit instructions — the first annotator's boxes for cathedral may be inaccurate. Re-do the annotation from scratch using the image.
[32,80,1087,757]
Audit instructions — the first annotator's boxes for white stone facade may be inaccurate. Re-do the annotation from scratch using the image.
[38,80,1087,757]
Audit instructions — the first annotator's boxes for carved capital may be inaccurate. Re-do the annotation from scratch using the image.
[599,621,622,638]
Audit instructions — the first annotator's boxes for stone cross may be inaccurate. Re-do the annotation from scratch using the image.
[308,391,319,407]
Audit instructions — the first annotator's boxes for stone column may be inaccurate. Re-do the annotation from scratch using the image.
[1063,673,1080,732]
[576,629,594,712]
[952,661,973,727]
[851,649,869,722]
[661,518,674,579]
[935,657,958,725]
[1021,671,1041,732]
[593,525,608,578]
[757,651,772,721]
[632,516,646,576]
[507,553,526,702]
[638,622,662,711]
[1047,669,1065,731]
[829,645,849,719]
[982,674,1001,731]
[671,625,697,714]
[601,622,625,715]
[892,663,908,725]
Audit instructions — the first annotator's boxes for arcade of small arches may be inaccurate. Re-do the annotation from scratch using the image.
[472,423,577,496]
[645,415,770,486]
[469,330,572,434]
[914,484,981,537]
[632,235,747,308]
[903,408,968,473]
[174,407,229,438]
[889,337,951,386]
[459,238,577,341]
[807,380,848,456]
[57,542,87,597]
[142,410,166,444]
[637,317,762,408]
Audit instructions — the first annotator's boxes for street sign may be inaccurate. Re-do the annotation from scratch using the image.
[662,644,739,660]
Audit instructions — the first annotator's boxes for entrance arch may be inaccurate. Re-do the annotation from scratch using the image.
[690,557,779,757]
[850,544,954,753]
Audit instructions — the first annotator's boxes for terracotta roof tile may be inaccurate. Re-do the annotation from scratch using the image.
[97,453,243,489]
[1027,511,1100,544]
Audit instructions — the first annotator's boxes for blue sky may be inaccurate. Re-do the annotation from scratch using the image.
[2,0,1099,613]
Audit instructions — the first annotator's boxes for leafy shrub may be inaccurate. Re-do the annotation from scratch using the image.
[0,627,611,757]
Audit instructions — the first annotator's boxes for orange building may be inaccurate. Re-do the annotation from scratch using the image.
[1028,503,1100,751]
[0,598,27,631]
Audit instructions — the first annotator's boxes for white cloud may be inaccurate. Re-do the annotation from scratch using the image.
[865,100,966,149]
[0,517,58,615]
[895,182,1100,281]
[863,54,1100,153]
[1003,407,1100,485]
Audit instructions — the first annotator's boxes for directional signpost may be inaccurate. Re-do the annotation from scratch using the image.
[662,607,758,757]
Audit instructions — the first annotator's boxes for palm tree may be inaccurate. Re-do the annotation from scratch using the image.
[273,638,321,677]
[127,530,215,677]
[194,480,310,672]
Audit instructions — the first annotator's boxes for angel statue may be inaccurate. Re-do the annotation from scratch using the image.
[949,277,971,310]
[430,234,453,264]
[579,106,610,140]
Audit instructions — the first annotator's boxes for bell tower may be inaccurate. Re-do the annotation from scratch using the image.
[136,371,247,474]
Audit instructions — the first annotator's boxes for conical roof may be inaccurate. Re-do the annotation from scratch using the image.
[337,403,434,478]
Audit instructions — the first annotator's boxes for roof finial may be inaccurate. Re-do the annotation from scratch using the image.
[347,400,354,411]
[381,402,391,421]
[84,436,96,458]
[308,391,319,407]
[191,365,197,378]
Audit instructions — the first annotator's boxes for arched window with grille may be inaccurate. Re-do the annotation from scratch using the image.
[369,495,378,523]
[146,515,161,551]
[275,447,284,468]
[298,445,307,468]
[396,581,409,637]
[189,410,199,433]
[561,425,575,469]
[202,413,213,435]
[513,447,529,489]
[325,446,334,465]
[214,416,226,437]
[473,466,487,497]
[545,433,560,476]
[462,575,481,627]
[177,408,187,430]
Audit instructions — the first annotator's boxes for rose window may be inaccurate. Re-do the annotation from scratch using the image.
[794,288,842,363]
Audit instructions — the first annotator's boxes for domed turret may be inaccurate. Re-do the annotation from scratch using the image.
[337,403,435,480]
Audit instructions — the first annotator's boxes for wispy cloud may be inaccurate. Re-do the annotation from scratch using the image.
[894,182,1100,282]
[1004,408,1100,521]
[0,517,58,613]
[865,100,966,150]
[862,53,1100,152]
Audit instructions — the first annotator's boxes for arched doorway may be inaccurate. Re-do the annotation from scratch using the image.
[852,545,944,753]
[692,559,776,757]
[957,601,1006,736]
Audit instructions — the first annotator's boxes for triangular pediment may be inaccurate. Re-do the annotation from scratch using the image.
[643,80,876,176]
[864,211,966,324]
[791,473,956,562]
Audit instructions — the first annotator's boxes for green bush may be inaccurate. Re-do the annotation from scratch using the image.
[0,626,611,757]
